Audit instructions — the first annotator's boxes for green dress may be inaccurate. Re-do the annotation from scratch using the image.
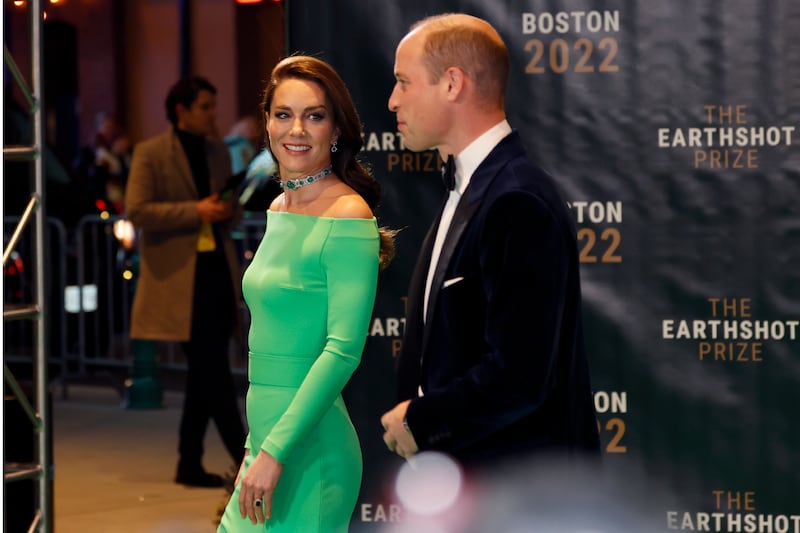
[218,210,380,532]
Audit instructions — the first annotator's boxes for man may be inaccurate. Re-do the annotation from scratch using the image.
[126,76,246,487]
[381,14,600,469]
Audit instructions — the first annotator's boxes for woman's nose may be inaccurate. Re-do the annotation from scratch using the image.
[290,118,304,136]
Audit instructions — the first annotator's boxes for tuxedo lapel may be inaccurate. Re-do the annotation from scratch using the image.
[397,202,444,397]
[399,132,526,397]
[408,211,441,330]
[424,195,477,325]
[419,132,524,361]
[421,192,482,357]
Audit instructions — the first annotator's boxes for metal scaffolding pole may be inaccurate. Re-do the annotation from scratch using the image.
[3,0,52,531]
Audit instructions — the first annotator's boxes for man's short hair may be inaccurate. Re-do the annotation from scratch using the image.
[165,76,216,126]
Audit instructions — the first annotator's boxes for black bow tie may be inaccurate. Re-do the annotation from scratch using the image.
[441,155,456,191]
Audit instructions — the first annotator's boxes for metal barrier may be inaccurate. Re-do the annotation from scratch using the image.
[3,216,69,385]
[3,213,269,390]
[73,214,133,371]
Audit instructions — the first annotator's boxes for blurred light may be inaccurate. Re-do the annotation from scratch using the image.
[100,211,110,220]
[13,1,25,7]
[95,198,108,211]
[64,285,98,313]
[122,270,134,281]
[113,219,136,250]
[7,251,24,272]
[395,452,462,516]
[235,0,263,4]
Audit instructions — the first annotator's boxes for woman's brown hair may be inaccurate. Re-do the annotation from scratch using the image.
[262,55,396,269]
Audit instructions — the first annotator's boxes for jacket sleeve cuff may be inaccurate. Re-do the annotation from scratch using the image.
[405,396,454,451]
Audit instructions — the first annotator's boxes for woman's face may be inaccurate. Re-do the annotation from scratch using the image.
[267,77,339,181]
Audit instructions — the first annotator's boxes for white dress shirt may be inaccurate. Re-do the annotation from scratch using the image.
[423,120,513,320]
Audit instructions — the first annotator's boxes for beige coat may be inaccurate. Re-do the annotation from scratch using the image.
[125,128,242,342]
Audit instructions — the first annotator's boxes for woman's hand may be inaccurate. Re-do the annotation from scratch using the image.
[237,449,284,525]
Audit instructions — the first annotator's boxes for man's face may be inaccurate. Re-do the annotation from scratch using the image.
[388,31,449,152]
[177,89,217,137]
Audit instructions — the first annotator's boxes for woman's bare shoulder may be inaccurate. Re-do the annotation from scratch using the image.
[325,191,373,219]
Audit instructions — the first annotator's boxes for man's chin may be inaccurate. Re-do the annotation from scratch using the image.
[400,141,427,152]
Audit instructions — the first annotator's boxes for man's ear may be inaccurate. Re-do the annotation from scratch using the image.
[444,67,466,101]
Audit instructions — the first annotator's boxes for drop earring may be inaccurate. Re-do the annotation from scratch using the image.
[330,141,338,153]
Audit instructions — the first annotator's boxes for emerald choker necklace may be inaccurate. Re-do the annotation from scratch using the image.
[279,166,332,190]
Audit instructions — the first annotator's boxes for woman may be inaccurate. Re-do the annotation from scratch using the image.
[217,55,395,532]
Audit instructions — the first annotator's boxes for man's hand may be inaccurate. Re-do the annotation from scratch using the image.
[196,193,233,223]
[381,400,418,459]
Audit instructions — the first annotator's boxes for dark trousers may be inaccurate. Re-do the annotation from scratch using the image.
[178,249,246,470]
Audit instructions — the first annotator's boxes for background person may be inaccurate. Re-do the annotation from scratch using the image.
[125,76,246,487]
[73,112,133,214]
[224,115,261,175]
[222,115,282,212]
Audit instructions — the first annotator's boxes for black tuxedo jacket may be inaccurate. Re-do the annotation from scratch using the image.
[397,131,600,467]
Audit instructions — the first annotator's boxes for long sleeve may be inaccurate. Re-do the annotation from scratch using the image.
[258,220,379,462]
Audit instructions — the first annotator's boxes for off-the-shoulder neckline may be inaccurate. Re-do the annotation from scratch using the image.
[267,210,376,222]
